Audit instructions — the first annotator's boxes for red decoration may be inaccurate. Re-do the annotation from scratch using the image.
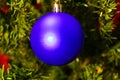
[35,3,43,11]
[113,0,120,27]
[0,51,9,71]
[113,13,120,25]
[1,6,9,13]
[115,5,120,12]
[116,0,120,2]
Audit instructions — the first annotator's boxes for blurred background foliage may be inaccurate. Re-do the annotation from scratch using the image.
[0,0,120,80]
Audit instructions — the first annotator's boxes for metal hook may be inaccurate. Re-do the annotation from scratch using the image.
[53,0,62,12]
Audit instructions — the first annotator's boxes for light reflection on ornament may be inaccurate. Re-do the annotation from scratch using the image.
[43,16,59,28]
[42,32,59,49]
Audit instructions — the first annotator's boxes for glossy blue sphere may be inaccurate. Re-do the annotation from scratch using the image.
[30,12,84,66]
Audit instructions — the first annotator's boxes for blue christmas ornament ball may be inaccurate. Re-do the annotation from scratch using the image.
[30,12,84,66]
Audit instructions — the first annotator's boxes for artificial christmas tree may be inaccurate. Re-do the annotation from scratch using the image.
[0,0,120,80]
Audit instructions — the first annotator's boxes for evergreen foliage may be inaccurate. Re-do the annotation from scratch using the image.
[0,0,120,80]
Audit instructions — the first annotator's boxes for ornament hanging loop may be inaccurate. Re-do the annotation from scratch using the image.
[53,0,62,12]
